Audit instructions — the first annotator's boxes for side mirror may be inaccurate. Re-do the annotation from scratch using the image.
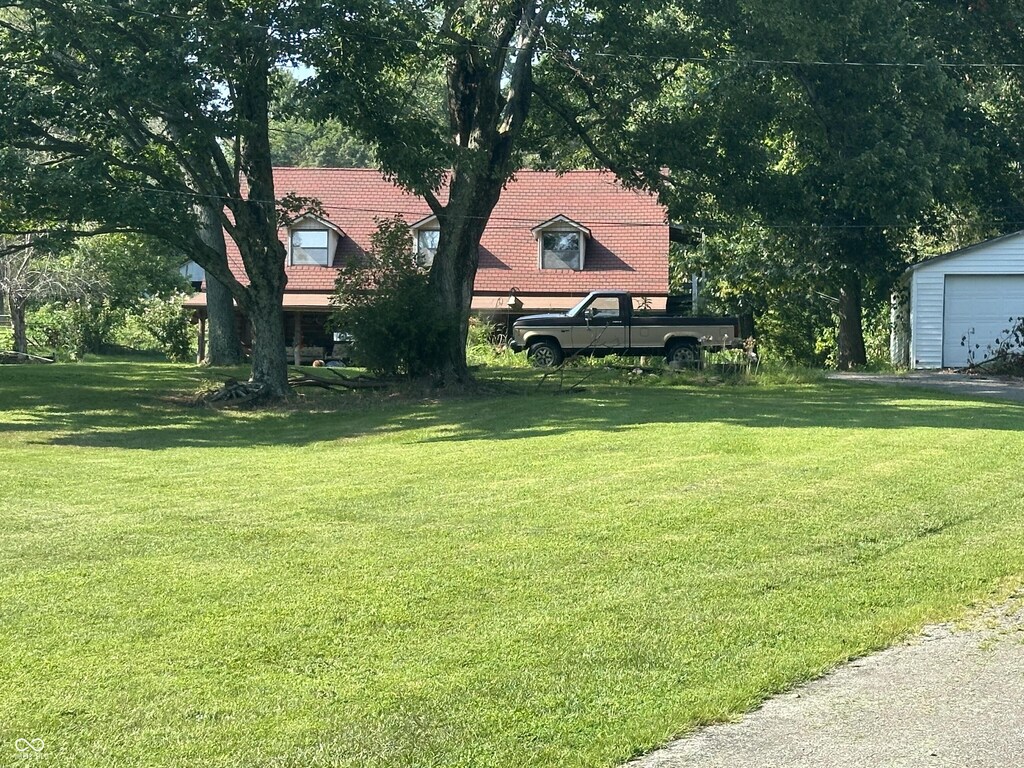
[584,307,595,324]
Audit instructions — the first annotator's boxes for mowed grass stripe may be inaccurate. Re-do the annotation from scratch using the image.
[1,362,1023,767]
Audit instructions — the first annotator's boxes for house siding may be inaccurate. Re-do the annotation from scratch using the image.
[907,231,1024,369]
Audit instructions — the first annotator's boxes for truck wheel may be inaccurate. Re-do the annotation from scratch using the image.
[666,340,700,369]
[528,340,563,368]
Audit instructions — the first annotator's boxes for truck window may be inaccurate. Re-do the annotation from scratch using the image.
[587,296,621,320]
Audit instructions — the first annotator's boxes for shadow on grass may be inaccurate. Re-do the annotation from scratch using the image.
[1,361,1023,451]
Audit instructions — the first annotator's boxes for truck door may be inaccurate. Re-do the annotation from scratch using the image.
[571,295,629,351]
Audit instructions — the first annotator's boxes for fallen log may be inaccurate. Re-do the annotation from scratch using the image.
[0,350,56,364]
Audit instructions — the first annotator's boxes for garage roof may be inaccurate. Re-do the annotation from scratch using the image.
[906,229,1024,274]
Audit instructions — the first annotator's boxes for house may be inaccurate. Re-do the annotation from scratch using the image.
[184,168,670,360]
[891,230,1024,369]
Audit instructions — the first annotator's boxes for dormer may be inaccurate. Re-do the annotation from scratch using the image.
[410,214,440,268]
[532,215,591,271]
[288,214,344,267]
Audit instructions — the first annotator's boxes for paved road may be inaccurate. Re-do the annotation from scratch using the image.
[827,371,1024,404]
[629,600,1024,768]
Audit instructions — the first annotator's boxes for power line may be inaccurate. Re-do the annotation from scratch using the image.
[131,183,1024,232]
[12,0,1024,71]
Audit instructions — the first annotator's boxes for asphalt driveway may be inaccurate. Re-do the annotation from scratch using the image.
[827,371,1024,404]
[629,597,1024,768]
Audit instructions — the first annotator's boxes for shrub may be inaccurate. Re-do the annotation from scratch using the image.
[466,317,528,368]
[965,316,1024,375]
[28,303,87,360]
[139,294,194,362]
[29,295,194,362]
[330,218,453,377]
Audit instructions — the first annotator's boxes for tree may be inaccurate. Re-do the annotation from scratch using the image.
[46,233,191,355]
[307,1,720,383]
[0,234,99,354]
[331,218,450,377]
[652,1,991,368]
[0,0,348,395]
[195,201,244,365]
[270,71,375,168]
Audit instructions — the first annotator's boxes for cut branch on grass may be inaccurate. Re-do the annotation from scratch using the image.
[536,323,611,392]
[288,368,390,391]
[196,378,269,407]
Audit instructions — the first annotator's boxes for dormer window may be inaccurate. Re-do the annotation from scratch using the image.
[287,214,343,267]
[532,215,591,271]
[410,214,440,268]
[291,230,330,266]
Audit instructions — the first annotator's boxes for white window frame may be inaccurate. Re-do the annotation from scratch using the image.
[410,214,440,270]
[289,229,331,266]
[286,214,343,267]
[415,228,440,268]
[539,230,584,271]
[533,215,591,271]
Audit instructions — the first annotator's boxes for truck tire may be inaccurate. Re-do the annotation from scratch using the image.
[666,340,700,369]
[528,339,564,368]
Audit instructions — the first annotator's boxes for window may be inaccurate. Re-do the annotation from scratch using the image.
[416,229,439,268]
[180,260,205,286]
[533,215,590,270]
[290,230,330,266]
[541,231,582,270]
[586,296,620,320]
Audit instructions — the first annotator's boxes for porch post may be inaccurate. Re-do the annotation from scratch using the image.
[196,312,207,364]
[293,311,303,367]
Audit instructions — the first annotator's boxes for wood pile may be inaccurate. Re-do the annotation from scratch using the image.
[196,378,268,407]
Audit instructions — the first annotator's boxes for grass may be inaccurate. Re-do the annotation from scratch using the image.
[2,360,1024,767]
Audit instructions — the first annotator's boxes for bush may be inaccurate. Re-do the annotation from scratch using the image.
[138,294,194,362]
[28,295,194,362]
[330,218,453,377]
[112,295,194,362]
[28,303,88,360]
[466,318,528,368]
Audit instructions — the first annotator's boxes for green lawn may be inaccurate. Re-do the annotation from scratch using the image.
[2,361,1024,767]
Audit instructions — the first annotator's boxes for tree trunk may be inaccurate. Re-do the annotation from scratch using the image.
[427,176,501,385]
[9,293,27,355]
[205,273,242,366]
[197,201,243,365]
[836,276,867,370]
[247,285,289,396]
[230,47,290,397]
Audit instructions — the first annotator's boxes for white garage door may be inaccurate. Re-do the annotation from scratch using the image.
[942,274,1024,367]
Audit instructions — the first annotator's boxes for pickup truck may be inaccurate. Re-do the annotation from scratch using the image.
[510,291,740,367]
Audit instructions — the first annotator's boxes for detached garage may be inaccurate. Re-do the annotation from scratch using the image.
[891,230,1024,369]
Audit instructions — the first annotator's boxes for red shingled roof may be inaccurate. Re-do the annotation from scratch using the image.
[222,168,669,302]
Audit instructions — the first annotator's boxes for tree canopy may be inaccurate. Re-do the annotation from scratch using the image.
[0,0,348,393]
[3,0,1023,376]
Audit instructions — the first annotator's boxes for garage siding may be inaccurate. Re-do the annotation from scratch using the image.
[908,231,1024,369]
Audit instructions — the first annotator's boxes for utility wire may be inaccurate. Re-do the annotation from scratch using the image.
[11,0,1024,70]
[128,183,1024,231]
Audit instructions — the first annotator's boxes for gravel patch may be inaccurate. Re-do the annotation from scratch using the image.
[628,597,1024,768]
